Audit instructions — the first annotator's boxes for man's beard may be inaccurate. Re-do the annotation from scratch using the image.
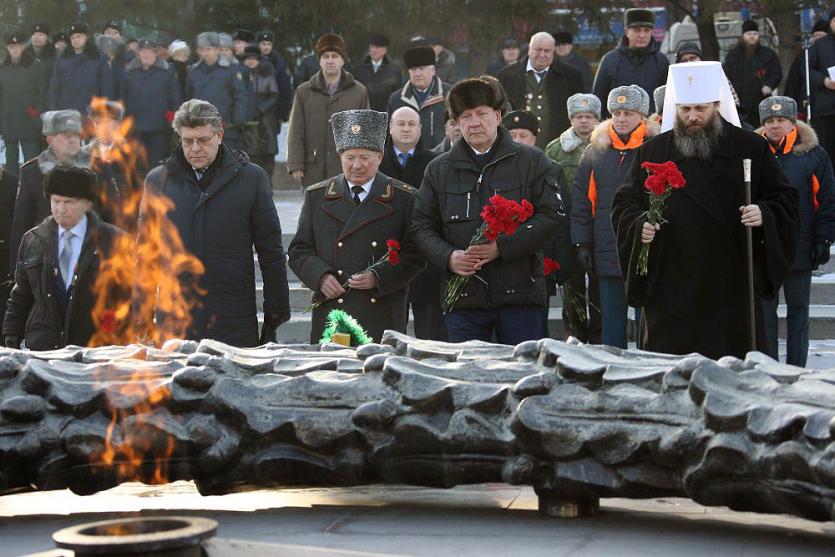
[673,113,723,160]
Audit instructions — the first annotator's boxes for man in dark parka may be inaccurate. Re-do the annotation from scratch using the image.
[289,109,424,344]
[46,22,114,113]
[143,99,290,347]
[611,63,798,360]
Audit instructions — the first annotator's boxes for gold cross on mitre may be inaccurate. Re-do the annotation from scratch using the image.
[687,75,694,86]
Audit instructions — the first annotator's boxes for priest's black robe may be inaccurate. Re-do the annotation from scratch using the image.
[611,118,798,360]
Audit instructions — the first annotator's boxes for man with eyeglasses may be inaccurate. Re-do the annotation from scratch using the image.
[143,99,290,347]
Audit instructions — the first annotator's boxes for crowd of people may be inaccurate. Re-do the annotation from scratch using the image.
[0,7,834,366]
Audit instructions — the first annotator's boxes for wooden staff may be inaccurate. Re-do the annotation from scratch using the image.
[743,158,756,351]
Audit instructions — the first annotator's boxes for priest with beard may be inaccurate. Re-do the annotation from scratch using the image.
[611,62,798,360]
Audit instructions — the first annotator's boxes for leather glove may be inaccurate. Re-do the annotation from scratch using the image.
[575,244,594,272]
[259,311,290,344]
[811,241,832,269]
[5,336,20,349]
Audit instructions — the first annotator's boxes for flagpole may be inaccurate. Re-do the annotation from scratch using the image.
[743,159,756,352]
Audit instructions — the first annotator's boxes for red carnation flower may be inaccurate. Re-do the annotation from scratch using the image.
[164,110,175,123]
[25,106,40,119]
[386,239,400,251]
[99,310,117,334]
[543,257,560,276]
[387,250,400,265]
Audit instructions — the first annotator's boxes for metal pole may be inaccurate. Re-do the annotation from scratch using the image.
[743,159,756,352]
[804,38,813,124]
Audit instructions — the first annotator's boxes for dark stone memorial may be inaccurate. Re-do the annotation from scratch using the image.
[1,332,834,522]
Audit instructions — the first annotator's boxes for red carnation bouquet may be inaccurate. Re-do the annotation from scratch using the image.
[637,161,686,276]
[442,195,534,313]
[304,239,400,312]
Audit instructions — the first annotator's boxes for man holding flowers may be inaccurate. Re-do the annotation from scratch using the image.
[612,62,798,360]
[411,77,563,344]
[289,109,424,343]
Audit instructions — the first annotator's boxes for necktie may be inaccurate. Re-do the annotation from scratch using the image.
[536,70,547,81]
[352,185,364,205]
[59,229,74,288]
[398,152,411,167]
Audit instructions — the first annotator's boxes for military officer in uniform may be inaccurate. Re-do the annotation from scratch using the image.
[288,109,424,343]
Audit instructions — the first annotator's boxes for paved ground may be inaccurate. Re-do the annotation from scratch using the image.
[3,482,835,556]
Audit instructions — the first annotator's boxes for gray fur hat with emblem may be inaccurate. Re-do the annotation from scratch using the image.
[218,33,233,49]
[567,93,601,119]
[653,85,666,115]
[41,110,82,136]
[759,95,797,124]
[330,110,389,153]
[196,32,220,48]
[607,85,650,117]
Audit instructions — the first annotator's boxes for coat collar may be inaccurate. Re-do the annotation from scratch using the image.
[322,173,396,241]
[125,55,169,72]
[755,120,819,156]
[309,69,356,94]
[447,126,518,170]
[397,77,445,110]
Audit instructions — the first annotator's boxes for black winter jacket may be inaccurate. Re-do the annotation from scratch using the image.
[3,211,125,350]
[411,127,564,310]
[809,33,835,118]
[120,57,182,133]
[143,144,290,346]
[592,37,669,117]
[759,121,835,269]
[723,42,783,126]
[47,42,114,112]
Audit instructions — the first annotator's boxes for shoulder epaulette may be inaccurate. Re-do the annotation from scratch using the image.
[390,179,416,194]
[305,180,329,192]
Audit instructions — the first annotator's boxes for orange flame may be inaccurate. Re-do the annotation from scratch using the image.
[82,97,205,484]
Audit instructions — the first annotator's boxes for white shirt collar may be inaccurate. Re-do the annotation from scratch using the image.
[526,59,547,79]
[347,177,375,200]
[469,143,494,156]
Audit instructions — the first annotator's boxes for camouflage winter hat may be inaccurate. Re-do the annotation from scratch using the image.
[42,110,82,135]
[330,110,388,153]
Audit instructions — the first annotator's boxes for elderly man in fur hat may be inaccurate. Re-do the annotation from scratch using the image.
[612,62,798,360]
[9,110,98,272]
[572,85,658,348]
[287,33,369,188]
[411,78,563,344]
[756,96,835,366]
[289,109,424,343]
[185,32,249,152]
[4,165,125,350]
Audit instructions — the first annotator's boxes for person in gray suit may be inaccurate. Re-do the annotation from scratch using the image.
[289,109,424,343]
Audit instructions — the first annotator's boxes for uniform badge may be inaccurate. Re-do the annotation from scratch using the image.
[771,103,781,111]
[235,72,242,80]
[379,183,393,201]
[513,116,520,122]
[325,180,340,199]
[351,124,362,135]
[581,98,589,107]
[617,95,626,104]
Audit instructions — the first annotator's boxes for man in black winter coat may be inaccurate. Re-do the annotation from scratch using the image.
[808,9,835,166]
[143,100,290,347]
[351,34,404,112]
[120,38,182,169]
[46,22,114,112]
[0,168,17,345]
[4,166,126,350]
[379,106,444,341]
[592,9,669,118]
[497,32,585,149]
[0,30,48,177]
[411,78,564,345]
[723,20,783,128]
